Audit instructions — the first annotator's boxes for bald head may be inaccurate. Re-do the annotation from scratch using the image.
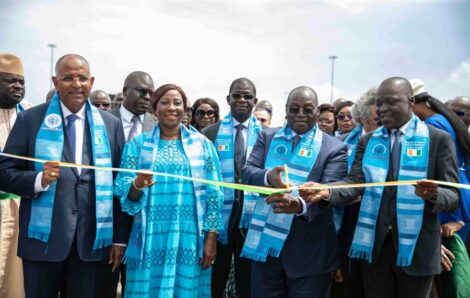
[124,71,153,87]
[376,77,414,129]
[287,86,318,106]
[55,54,89,75]
[90,90,112,111]
[229,78,256,96]
[122,71,154,115]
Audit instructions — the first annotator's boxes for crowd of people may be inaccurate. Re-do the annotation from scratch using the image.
[0,52,470,298]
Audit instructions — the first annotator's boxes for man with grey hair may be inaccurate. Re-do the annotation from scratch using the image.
[351,87,380,134]
[90,90,112,111]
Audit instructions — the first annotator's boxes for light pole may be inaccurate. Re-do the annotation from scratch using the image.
[48,44,57,89]
[329,55,338,104]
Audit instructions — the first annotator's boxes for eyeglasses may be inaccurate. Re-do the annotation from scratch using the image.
[257,118,268,123]
[93,103,111,108]
[231,93,255,101]
[318,120,334,125]
[455,111,470,117]
[56,75,90,83]
[195,109,216,118]
[337,114,353,121]
[288,106,315,115]
[128,86,153,97]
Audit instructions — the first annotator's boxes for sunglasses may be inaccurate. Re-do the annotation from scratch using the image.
[288,106,315,115]
[93,103,111,108]
[231,93,255,101]
[455,111,469,117]
[128,86,153,97]
[337,114,353,121]
[195,109,217,118]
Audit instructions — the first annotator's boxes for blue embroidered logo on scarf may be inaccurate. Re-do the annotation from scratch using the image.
[125,124,211,263]
[214,113,262,243]
[31,93,114,250]
[349,115,429,266]
[241,125,322,262]
[333,125,363,232]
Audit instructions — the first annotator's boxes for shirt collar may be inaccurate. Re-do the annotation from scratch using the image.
[60,101,85,120]
[391,117,413,136]
[232,117,250,129]
[120,105,144,123]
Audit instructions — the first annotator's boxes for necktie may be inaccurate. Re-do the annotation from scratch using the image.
[234,124,245,178]
[128,115,141,141]
[292,135,301,152]
[391,130,402,180]
[66,114,79,161]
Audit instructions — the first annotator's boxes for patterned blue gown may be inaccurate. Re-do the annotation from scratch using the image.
[114,137,223,298]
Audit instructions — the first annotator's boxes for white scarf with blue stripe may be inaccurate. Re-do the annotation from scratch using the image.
[31,93,114,249]
[241,125,322,261]
[214,113,262,243]
[124,124,210,262]
[349,115,429,266]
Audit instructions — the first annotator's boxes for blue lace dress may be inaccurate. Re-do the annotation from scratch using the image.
[114,137,223,298]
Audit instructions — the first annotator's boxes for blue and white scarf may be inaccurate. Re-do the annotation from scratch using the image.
[349,115,429,266]
[32,93,114,250]
[16,103,25,113]
[333,125,363,231]
[241,125,322,261]
[214,113,262,243]
[125,124,211,262]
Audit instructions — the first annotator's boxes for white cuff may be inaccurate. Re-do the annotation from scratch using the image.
[296,197,308,216]
[264,171,271,186]
[113,243,128,247]
[34,172,50,193]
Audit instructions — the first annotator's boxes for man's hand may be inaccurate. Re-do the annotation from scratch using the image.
[299,181,330,203]
[108,245,125,272]
[266,193,302,214]
[199,232,217,270]
[441,244,455,271]
[442,222,463,237]
[41,161,60,188]
[267,166,286,188]
[415,181,438,201]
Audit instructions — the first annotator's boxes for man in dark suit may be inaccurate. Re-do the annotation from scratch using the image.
[241,86,348,297]
[307,77,460,298]
[109,71,156,143]
[202,78,260,298]
[0,54,130,298]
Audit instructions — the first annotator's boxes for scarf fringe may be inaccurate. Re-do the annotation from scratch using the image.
[240,250,266,262]
[92,238,112,250]
[396,255,412,267]
[348,249,372,263]
[266,247,282,258]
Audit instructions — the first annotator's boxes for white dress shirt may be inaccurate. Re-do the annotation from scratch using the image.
[120,105,145,142]
[34,103,86,192]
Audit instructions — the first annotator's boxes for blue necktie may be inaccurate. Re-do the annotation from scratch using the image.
[66,114,79,161]
[391,130,402,180]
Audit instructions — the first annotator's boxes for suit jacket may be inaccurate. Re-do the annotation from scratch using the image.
[109,107,156,136]
[328,125,460,276]
[202,121,244,236]
[0,102,129,262]
[241,126,348,278]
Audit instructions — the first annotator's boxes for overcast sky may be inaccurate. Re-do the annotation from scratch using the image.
[1,0,469,125]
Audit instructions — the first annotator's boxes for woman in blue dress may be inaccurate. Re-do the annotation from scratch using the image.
[114,84,223,297]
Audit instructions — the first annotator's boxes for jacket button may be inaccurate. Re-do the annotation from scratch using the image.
[72,208,78,214]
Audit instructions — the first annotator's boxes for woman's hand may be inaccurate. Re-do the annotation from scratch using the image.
[133,172,156,190]
[199,232,217,270]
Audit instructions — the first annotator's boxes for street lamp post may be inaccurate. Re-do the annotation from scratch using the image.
[329,55,338,104]
[48,44,57,89]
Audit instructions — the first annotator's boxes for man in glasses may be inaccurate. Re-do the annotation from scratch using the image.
[450,96,470,129]
[110,71,156,143]
[105,71,156,296]
[241,86,348,297]
[202,78,262,298]
[253,100,272,129]
[112,92,123,108]
[90,90,112,111]
[304,77,460,298]
[0,54,129,297]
